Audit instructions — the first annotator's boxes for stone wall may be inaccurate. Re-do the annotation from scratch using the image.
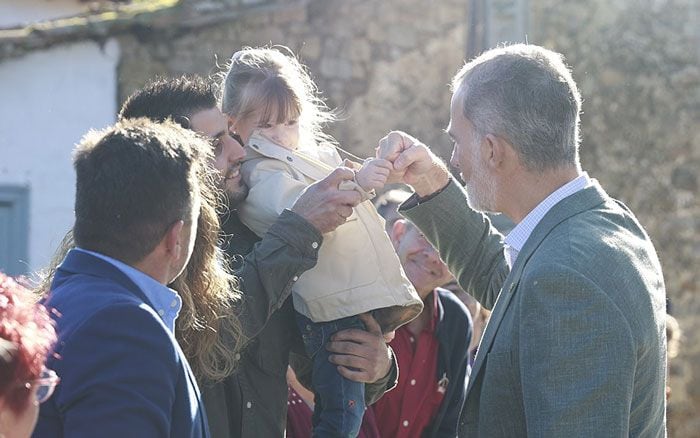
[526,1,699,436]
[115,0,699,435]
[117,0,468,159]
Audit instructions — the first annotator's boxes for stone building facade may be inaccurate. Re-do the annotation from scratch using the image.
[117,1,699,435]
[117,0,470,159]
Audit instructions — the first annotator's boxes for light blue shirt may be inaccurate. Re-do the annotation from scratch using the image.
[74,248,182,333]
[504,172,593,268]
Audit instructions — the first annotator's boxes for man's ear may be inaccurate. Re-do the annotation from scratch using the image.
[390,219,409,248]
[484,134,514,171]
[163,220,185,263]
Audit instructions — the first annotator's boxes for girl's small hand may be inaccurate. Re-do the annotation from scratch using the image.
[355,158,392,191]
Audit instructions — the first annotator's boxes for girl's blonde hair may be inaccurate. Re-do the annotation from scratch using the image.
[220,46,337,149]
[34,166,246,384]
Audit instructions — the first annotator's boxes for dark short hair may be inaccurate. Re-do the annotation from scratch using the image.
[119,75,218,129]
[72,118,207,264]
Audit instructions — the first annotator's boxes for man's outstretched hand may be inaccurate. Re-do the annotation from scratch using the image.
[291,167,362,234]
[377,130,450,197]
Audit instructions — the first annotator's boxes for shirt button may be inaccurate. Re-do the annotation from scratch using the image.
[246,401,252,409]
[158,309,165,316]
[287,156,293,162]
[403,420,409,427]
[235,353,241,361]
[170,299,178,308]
[410,379,416,386]
[409,336,415,343]
[311,242,319,249]
[293,276,298,281]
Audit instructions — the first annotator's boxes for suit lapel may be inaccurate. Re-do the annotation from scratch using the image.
[466,182,609,395]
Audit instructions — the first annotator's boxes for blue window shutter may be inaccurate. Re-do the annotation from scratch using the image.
[0,186,30,276]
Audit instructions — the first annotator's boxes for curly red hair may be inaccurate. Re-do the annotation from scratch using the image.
[0,273,56,413]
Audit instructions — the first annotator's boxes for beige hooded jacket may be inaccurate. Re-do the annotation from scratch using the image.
[239,134,422,332]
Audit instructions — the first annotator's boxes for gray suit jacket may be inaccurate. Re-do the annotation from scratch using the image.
[402,179,666,437]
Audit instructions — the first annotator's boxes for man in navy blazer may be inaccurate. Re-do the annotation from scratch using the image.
[34,119,211,437]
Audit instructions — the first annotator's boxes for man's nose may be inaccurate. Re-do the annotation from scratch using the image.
[423,243,442,263]
[224,135,245,162]
[424,245,449,279]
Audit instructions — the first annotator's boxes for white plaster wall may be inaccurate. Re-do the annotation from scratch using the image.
[0,0,85,28]
[0,39,119,274]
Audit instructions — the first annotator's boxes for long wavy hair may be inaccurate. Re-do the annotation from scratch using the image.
[35,166,245,383]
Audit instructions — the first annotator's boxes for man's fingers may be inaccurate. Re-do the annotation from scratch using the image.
[326,317,392,384]
[357,312,382,336]
[392,146,414,171]
[330,328,372,343]
[336,205,354,219]
[334,189,361,207]
[323,166,356,188]
[389,131,418,154]
[377,131,410,161]
[372,166,392,177]
[335,366,370,383]
[371,158,393,169]
[393,144,425,171]
[329,351,368,367]
[376,131,418,162]
[326,340,368,357]
[329,353,372,382]
[386,166,407,184]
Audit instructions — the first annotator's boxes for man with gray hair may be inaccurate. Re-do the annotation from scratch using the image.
[379,44,666,436]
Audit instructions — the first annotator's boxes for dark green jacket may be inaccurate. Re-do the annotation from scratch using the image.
[202,210,397,437]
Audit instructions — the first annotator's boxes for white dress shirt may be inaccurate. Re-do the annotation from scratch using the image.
[504,172,593,268]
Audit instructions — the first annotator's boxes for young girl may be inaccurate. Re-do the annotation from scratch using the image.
[221,46,423,437]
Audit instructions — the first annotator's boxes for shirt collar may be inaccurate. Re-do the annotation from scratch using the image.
[74,248,182,333]
[504,172,592,266]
